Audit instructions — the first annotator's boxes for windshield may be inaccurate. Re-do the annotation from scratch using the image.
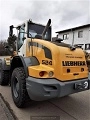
[28,22,51,41]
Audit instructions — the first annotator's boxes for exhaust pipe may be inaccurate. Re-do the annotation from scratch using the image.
[42,19,51,39]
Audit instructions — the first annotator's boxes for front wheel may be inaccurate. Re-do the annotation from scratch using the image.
[11,67,29,108]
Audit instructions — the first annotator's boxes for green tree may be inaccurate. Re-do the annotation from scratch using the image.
[0,40,9,56]
[7,34,17,50]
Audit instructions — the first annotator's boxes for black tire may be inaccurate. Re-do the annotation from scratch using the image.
[0,70,10,85]
[11,67,29,108]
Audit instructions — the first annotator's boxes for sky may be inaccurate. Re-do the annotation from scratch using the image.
[0,0,90,40]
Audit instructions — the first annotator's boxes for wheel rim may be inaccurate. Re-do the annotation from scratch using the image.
[13,77,19,98]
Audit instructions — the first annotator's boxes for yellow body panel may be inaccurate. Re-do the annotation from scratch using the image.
[28,64,54,78]
[26,38,88,81]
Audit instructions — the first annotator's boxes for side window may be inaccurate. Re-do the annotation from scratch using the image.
[18,25,25,49]
[44,32,48,40]
[63,33,69,40]
[78,31,83,38]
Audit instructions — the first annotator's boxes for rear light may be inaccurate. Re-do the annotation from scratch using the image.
[39,71,54,77]
[39,71,45,77]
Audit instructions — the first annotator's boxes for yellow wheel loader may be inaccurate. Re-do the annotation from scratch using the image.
[0,19,90,108]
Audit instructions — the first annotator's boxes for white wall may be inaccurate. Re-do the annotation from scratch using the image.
[58,26,90,45]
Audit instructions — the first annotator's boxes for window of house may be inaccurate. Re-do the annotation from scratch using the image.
[63,33,69,40]
[85,44,90,50]
[78,31,83,38]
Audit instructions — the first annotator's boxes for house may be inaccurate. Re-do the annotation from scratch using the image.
[56,24,90,52]
[52,37,58,41]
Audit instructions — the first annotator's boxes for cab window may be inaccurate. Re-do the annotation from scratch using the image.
[18,25,25,49]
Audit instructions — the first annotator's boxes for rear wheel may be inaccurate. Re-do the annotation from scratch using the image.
[11,67,29,108]
[0,70,10,85]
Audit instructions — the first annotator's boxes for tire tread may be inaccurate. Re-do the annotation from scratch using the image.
[0,70,9,85]
[11,67,29,108]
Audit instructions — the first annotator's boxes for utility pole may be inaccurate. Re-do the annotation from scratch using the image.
[71,29,74,46]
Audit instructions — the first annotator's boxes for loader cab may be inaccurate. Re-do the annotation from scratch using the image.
[9,19,52,54]
[17,20,51,50]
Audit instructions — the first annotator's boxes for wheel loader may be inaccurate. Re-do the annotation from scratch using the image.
[0,19,90,108]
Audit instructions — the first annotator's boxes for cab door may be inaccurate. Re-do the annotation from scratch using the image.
[18,24,26,56]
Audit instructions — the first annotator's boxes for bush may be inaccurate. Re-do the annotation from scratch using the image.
[0,41,9,56]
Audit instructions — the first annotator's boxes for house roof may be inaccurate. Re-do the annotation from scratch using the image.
[56,24,90,33]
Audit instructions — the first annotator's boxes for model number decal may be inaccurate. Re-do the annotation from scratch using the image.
[42,60,52,65]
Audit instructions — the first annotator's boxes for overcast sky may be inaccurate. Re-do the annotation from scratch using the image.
[0,0,90,40]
